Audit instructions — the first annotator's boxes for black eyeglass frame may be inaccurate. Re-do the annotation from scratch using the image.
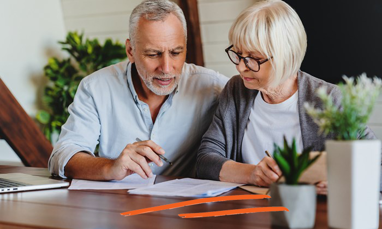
[224,45,271,72]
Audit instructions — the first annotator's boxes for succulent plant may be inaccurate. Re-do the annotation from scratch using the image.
[273,136,320,185]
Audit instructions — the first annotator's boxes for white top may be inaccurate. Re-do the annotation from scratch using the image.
[48,61,228,178]
[241,91,303,165]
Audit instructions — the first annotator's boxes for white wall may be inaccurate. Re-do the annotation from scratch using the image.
[61,0,254,78]
[0,0,66,165]
[198,0,256,77]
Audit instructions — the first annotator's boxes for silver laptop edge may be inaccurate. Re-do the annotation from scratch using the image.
[0,173,69,193]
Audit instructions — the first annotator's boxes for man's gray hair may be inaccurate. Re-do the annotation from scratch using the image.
[129,0,187,48]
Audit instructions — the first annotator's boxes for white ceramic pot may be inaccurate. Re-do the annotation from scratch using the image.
[326,140,381,229]
[270,183,316,228]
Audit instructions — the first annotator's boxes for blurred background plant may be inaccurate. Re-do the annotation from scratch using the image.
[304,74,382,140]
[36,31,126,143]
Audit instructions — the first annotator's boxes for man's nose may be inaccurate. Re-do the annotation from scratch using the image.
[160,54,171,74]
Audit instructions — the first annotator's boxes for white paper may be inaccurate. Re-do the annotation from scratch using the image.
[128,178,242,197]
[68,174,156,190]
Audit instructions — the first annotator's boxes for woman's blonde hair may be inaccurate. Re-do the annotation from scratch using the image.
[229,0,307,87]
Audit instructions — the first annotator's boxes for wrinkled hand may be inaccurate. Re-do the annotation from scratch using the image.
[109,140,165,180]
[250,157,282,187]
[315,181,327,195]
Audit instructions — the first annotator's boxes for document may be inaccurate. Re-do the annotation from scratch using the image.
[128,178,242,197]
[68,174,156,190]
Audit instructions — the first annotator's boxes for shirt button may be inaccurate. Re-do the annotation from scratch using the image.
[143,108,147,112]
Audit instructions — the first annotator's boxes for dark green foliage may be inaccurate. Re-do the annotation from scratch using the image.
[36,31,126,142]
[273,136,321,185]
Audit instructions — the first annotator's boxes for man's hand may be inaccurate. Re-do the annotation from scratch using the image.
[249,157,282,187]
[108,140,165,180]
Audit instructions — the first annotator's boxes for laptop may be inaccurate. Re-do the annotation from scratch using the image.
[0,173,69,193]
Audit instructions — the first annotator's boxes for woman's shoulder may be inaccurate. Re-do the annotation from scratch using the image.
[218,74,257,109]
[298,71,340,98]
[225,74,248,92]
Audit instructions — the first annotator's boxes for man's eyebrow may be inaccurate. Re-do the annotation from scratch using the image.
[143,46,184,53]
[143,49,162,53]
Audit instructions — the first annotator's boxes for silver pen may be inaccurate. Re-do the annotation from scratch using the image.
[136,138,173,165]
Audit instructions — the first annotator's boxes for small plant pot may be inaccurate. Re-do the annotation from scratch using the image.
[269,183,316,228]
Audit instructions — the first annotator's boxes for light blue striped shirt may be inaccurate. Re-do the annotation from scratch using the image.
[48,61,228,178]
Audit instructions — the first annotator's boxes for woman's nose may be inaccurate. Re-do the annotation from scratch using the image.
[236,58,249,73]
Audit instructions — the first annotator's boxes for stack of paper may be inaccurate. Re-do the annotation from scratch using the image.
[128,178,242,197]
[69,174,156,190]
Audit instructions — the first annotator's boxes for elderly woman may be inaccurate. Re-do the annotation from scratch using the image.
[196,0,377,190]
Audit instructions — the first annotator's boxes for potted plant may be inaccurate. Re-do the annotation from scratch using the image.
[304,74,382,229]
[269,137,320,228]
[36,31,126,143]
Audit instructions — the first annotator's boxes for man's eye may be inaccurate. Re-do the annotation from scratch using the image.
[146,53,161,58]
[171,52,181,56]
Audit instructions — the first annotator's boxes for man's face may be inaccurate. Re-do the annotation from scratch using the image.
[126,13,187,96]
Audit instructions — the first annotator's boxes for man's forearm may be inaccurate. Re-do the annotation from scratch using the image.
[219,160,255,184]
[64,152,115,180]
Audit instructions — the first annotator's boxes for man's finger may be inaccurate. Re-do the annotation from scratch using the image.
[129,153,153,178]
[140,140,165,155]
[136,146,163,167]
[126,158,149,179]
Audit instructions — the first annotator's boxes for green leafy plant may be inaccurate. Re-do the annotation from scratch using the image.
[273,137,320,185]
[304,74,382,140]
[36,31,126,142]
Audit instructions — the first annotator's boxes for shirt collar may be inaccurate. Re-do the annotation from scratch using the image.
[126,61,139,104]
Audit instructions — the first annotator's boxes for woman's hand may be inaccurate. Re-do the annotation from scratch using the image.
[315,181,327,195]
[249,157,282,187]
[219,159,281,186]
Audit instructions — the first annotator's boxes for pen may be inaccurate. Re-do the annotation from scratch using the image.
[265,150,282,195]
[136,138,173,165]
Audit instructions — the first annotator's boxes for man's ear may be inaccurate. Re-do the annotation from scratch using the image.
[125,39,135,63]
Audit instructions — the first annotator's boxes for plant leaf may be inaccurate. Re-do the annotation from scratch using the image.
[36,110,50,124]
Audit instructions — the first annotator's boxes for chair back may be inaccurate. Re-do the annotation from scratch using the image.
[0,78,52,167]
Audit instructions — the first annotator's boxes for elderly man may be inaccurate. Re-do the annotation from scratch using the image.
[48,0,227,180]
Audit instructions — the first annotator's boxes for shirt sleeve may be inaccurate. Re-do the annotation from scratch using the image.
[197,79,232,180]
[214,72,229,98]
[48,79,101,178]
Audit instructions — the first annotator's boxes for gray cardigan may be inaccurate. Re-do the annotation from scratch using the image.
[197,71,378,180]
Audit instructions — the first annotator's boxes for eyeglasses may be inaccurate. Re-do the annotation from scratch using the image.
[225,45,271,72]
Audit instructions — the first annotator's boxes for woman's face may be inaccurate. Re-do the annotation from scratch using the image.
[234,49,274,90]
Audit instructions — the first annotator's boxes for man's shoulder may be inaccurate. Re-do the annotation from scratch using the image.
[182,63,228,84]
[81,60,128,88]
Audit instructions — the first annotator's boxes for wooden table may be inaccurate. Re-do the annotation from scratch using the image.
[0,165,380,229]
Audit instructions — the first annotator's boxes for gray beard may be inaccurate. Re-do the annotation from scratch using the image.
[136,68,179,96]
[143,77,178,96]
